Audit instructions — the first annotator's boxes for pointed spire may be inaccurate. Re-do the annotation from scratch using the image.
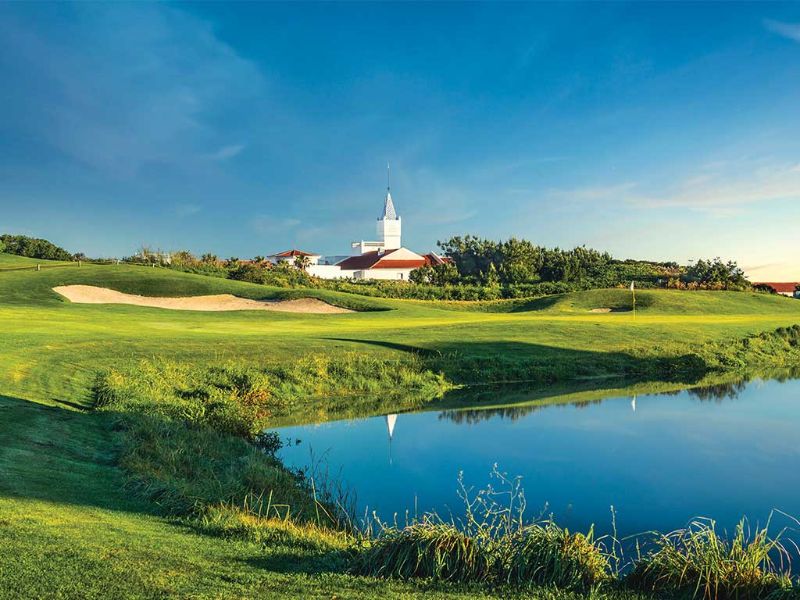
[382,162,398,220]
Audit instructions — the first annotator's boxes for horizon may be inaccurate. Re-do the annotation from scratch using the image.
[2,2,799,279]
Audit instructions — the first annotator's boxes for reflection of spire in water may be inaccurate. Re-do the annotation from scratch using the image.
[631,396,637,412]
[386,414,397,465]
[386,414,397,439]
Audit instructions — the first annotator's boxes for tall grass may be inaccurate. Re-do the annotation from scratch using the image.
[626,518,795,600]
[353,467,610,592]
[354,520,492,582]
[352,469,797,598]
[500,524,610,590]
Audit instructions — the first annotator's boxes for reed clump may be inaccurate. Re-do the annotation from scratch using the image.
[353,520,491,582]
[499,524,610,590]
[626,518,794,600]
[352,467,610,592]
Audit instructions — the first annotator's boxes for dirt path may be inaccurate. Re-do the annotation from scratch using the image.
[52,285,353,314]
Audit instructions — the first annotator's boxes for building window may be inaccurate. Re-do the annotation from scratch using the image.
[399,273,404,280]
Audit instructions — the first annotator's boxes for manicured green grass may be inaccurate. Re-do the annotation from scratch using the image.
[0,252,73,269]
[2,260,799,408]
[2,258,800,598]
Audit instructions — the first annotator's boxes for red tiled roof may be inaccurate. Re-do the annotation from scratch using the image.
[371,260,427,269]
[336,249,396,270]
[335,249,425,270]
[423,253,453,266]
[270,249,318,258]
[754,282,799,294]
[336,249,451,271]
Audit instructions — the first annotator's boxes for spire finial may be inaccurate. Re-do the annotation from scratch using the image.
[387,162,390,191]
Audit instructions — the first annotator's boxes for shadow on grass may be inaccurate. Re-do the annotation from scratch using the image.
[239,549,352,575]
[324,338,708,386]
[0,394,156,515]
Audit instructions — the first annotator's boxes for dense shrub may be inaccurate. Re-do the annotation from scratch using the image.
[228,261,317,288]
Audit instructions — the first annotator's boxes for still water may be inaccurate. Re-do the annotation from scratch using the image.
[277,377,800,536]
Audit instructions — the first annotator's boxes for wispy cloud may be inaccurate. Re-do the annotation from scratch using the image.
[0,5,263,178]
[210,144,245,161]
[174,203,201,217]
[251,216,302,235]
[539,182,638,201]
[634,161,800,213]
[764,19,800,43]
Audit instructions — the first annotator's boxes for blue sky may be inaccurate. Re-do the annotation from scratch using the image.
[1,2,799,278]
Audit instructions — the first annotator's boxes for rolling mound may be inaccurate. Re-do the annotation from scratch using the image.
[53,285,353,314]
[443,287,800,315]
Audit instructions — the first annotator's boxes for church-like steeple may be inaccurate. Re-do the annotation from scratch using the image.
[382,163,398,220]
[377,163,401,250]
[383,191,397,220]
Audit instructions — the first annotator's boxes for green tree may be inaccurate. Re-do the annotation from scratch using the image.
[294,255,311,271]
[483,262,500,287]
[685,257,748,289]
[0,234,74,261]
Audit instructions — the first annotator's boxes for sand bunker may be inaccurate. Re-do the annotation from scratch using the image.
[53,285,352,314]
[590,307,631,313]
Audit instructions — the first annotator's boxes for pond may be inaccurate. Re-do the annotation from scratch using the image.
[276,375,800,538]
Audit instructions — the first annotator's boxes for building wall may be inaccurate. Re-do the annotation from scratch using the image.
[355,268,416,281]
[307,264,353,279]
[377,217,401,250]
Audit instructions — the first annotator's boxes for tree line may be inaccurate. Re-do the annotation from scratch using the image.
[427,235,750,290]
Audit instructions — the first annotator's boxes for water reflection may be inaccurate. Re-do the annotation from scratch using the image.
[435,374,772,424]
[277,372,800,540]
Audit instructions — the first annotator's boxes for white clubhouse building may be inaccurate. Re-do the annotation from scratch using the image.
[269,177,448,281]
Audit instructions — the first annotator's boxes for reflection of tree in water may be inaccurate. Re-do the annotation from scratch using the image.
[686,380,747,402]
[439,372,799,424]
[439,399,603,425]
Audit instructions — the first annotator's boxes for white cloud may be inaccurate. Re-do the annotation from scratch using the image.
[634,161,800,212]
[764,19,800,43]
[210,144,245,161]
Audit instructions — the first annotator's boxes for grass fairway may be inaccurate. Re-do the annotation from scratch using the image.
[2,257,800,598]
